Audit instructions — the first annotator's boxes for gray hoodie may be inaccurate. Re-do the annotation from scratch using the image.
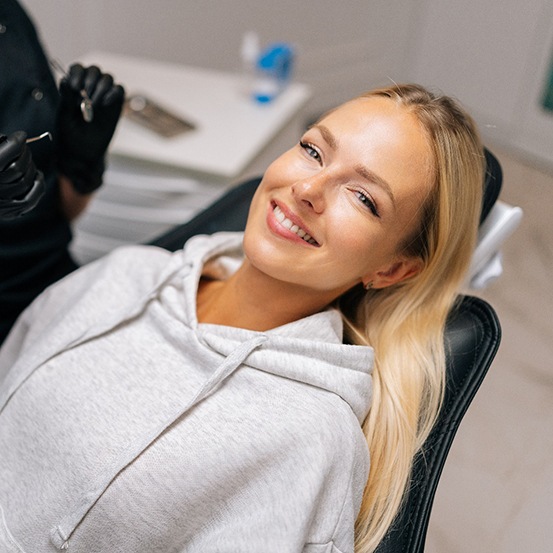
[0,232,373,553]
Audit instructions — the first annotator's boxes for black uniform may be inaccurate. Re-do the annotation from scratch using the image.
[0,0,77,343]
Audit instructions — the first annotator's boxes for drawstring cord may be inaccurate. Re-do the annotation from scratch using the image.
[50,335,267,550]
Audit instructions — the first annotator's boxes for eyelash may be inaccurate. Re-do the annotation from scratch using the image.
[299,140,322,163]
[353,189,380,217]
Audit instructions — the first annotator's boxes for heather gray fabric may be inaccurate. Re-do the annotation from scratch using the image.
[0,233,373,553]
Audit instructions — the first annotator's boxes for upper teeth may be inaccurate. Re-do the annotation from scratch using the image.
[273,205,318,245]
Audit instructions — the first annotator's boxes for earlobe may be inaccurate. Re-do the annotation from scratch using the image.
[372,257,423,289]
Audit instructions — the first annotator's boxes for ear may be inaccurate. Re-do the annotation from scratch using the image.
[369,257,424,289]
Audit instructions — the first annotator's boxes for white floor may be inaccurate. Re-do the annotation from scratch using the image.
[426,147,553,552]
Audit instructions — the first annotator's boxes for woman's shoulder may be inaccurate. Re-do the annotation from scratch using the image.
[250,373,369,462]
[22,246,176,327]
[103,243,173,267]
[298,390,369,456]
[80,244,177,289]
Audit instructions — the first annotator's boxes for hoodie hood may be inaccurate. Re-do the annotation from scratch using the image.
[165,233,374,423]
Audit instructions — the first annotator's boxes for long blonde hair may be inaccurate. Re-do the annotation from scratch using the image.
[336,84,485,552]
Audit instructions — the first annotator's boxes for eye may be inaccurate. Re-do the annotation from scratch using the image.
[299,141,322,164]
[354,189,380,218]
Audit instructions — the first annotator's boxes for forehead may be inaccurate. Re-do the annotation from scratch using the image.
[318,96,429,154]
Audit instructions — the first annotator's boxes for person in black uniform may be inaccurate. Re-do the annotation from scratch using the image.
[0,0,125,343]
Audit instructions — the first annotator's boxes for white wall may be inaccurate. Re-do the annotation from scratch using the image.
[20,0,416,122]
[19,0,553,170]
[403,0,553,170]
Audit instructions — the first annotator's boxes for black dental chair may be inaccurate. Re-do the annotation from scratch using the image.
[150,150,503,553]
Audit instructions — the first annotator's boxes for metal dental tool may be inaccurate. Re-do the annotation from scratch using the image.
[26,132,53,144]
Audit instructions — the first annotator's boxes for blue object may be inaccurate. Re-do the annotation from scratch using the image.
[253,43,294,103]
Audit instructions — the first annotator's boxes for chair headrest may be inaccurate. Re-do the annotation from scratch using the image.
[481,148,503,224]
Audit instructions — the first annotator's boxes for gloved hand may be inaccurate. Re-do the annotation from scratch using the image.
[0,131,45,219]
[56,63,125,195]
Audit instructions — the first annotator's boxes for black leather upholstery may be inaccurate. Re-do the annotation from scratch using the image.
[482,148,502,223]
[149,153,502,552]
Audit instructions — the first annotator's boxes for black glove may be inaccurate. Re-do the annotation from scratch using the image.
[0,131,45,219]
[56,63,125,195]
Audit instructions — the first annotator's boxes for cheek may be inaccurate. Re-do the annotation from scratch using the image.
[325,208,400,276]
[259,148,309,193]
[333,232,373,275]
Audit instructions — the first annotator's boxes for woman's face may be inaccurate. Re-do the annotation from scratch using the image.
[243,96,435,297]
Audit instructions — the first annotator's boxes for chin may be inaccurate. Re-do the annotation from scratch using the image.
[242,229,294,283]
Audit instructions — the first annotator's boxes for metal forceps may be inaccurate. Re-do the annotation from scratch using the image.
[50,58,94,123]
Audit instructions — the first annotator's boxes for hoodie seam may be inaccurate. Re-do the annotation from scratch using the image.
[328,406,362,548]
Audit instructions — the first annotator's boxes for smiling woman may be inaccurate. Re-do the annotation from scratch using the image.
[0,84,484,553]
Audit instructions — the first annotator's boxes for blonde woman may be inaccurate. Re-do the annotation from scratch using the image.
[0,84,483,552]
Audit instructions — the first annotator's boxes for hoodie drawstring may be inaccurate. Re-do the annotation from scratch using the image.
[50,335,267,550]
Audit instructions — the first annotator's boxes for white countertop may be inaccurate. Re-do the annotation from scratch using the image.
[79,51,311,180]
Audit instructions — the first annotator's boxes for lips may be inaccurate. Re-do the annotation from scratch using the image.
[272,204,319,246]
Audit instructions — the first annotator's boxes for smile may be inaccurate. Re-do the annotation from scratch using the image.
[272,205,319,246]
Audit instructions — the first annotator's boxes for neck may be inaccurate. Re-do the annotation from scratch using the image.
[196,260,341,331]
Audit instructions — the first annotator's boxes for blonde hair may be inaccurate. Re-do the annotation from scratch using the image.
[335,84,485,552]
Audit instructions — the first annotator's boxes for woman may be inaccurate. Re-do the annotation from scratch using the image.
[0,84,484,552]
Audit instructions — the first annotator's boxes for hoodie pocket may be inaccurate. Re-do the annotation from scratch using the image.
[0,503,27,553]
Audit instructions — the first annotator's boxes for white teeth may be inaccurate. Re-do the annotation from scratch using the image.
[273,205,317,245]
[281,218,293,230]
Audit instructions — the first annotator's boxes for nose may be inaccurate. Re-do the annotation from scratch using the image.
[291,173,327,214]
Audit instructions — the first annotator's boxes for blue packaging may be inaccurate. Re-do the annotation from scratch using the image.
[252,43,294,103]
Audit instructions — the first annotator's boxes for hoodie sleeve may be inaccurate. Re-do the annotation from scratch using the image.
[0,253,108,383]
[0,245,172,384]
[0,304,32,384]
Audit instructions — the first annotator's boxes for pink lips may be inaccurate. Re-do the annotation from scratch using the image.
[267,201,320,247]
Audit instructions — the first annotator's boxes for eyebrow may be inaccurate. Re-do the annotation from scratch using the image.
[313,124,396,205]
[314,124,339,150]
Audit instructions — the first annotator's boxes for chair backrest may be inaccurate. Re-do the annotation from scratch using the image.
[481,148,503,223]
[374,295,501,552]
[150,153,503,552]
